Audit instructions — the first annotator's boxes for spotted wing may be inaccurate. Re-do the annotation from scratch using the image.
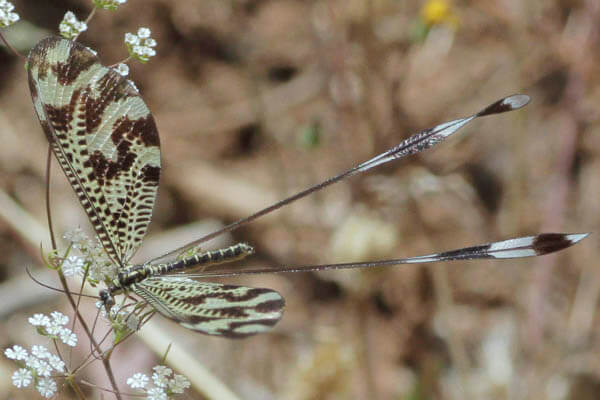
[132,278,285,338]
[27,37,161,265]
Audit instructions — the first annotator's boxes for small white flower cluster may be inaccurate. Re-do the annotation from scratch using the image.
[29,311,78,347]
[5,344,65,398]
[0,0,19,27]
[127,365,191,399]
[62,228,117,284]
[59,11,87,39]
[124,27,157,63]
[93,0,127,10]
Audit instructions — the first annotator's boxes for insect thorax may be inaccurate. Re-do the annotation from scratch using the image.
[99,243,255,307]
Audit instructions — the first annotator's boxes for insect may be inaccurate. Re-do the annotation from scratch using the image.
[27,36,587,338]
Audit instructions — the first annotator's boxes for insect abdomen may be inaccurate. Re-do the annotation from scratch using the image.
[162,243,255,274]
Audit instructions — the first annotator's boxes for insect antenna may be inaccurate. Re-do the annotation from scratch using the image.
[150,95,531,263]
[24,266,97,299]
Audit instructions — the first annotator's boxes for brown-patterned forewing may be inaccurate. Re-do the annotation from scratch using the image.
[27,37,161,265]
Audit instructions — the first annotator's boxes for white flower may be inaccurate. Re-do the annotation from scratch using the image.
[59,328,78,347]
[31,345,50,359]
[36,360,53,377]
[124,32,139,45]
[153,365,172,377]
[64,11,75,23]
[152,366,172,388]
[143,47,156,57]
[48,354,65,372]
[137,27,151,38]
[168,374,191,394]
[59,10,87,39]
[0,0,19,27]
[5,345,28,360]
[11,368,32,388]
[62,255,85,276]
[127,372,149,389]
[46,323,62,336]
[147,387,167,400]
[133,45,144,55]
[36,377,57,398]
[51,311,69,326]
[28,313,51,327]
[25,355,41,370]
[115,63,129,76]
[152,374,169,389]
[46,311,71,336]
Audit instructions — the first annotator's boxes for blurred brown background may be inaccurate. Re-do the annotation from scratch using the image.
[0,0,598,399]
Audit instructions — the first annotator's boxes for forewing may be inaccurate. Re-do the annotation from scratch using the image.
[27,37,161,265]
[132,277,285,338]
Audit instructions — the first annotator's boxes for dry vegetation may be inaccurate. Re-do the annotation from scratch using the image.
[0,0,598,399]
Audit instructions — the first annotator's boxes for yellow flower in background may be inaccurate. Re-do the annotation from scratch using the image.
[421,0,459,28]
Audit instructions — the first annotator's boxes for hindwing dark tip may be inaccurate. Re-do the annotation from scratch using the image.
[477,94,530,117]
[532,232,589,255]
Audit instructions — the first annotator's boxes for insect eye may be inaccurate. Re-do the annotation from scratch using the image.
[99,290,114,306]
